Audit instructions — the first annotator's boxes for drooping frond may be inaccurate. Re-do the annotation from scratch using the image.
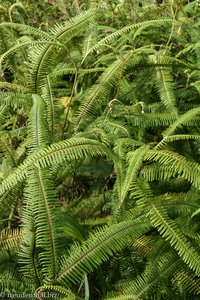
[150,203,200,275]
[116,145,149,207]
[83,19,173,58]
[25,167,59,282]
[75,55,132,131]
[56,218,150,286]
[0,137,110,204]
[144,150,200,188]
[29,10,95,93]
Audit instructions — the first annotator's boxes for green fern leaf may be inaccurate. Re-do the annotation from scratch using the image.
[150,203,200,275]
[56,218,150,286]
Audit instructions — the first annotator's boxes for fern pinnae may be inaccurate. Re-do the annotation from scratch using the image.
[30,10,95,94]
[19,200,42,286]
[0,40,59,72]
[0,137,110,203]
[41,75,55,138]
[144,150,200,188]
[83,18,173,59]
[56,219,150,286]
[157,106,200,147]
[155,66,178,117]
[28,94,50,150]
[0,228,21,251]
[28,167,59,281]
[37,285,77,299]
[75,52,134,131]
[173,270,200,295]
[119,145,149,207]
[150,203,200,275]
[0,22,56,40]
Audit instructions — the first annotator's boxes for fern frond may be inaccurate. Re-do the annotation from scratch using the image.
[75,52,133,131]
[51,67,106,78]
[0,228,21,251]
[117,145,149,207]
[0,137,110,203]
[29,10,95,93]
[83,19,173,58]
[0,22,55,40]
[56,218,150,286]
[0,40,60,72]
[28,94,50,151]
[37,285,77,299]
[155,65,178,116]
[19,201,42,286]
[144,150,200,188]
[155,106,200,149]
[164,134,200,143]
[0,92,32,108]
[26,167,59,282]
[150,203,200,275]
[173,270,200,295]
[93,118,130,137]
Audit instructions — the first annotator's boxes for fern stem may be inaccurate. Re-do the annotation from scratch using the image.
[61,68,78,139]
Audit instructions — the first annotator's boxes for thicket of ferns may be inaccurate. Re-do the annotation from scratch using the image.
[0,0,200,299]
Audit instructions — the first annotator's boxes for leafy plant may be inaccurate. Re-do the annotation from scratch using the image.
[0,1,200,299]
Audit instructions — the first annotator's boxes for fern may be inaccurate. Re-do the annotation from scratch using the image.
[83,19,173,58]
[0,137,110,204]
[75,54,132,131]
[116,145,149,207]
[29,10,95,94]
[150,203,200,275]
[144,150,200,188]
[155,65,178,117]
[56,218,150,286]
[0,228,21,251]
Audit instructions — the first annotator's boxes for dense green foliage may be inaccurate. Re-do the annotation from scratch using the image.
[0,0,200,299]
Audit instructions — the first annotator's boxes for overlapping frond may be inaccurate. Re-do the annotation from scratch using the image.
[75,54,132,131]
[56,218,150,286]
[0,137,110,204]
[29,10,95,93]
[150,203,200,275]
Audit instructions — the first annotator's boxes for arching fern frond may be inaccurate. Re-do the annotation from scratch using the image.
[154,64,178,117]
[150,203,200,275]
[75,52,134,131]
[0,137,110,204]
[26,167,59,282]
[29,9,95,94]
[83,18,173,59]
[117,145,149,207]
[144,150,200,188]
[56,218,150,286]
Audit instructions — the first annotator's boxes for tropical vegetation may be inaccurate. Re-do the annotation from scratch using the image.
[0,0,200,299]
